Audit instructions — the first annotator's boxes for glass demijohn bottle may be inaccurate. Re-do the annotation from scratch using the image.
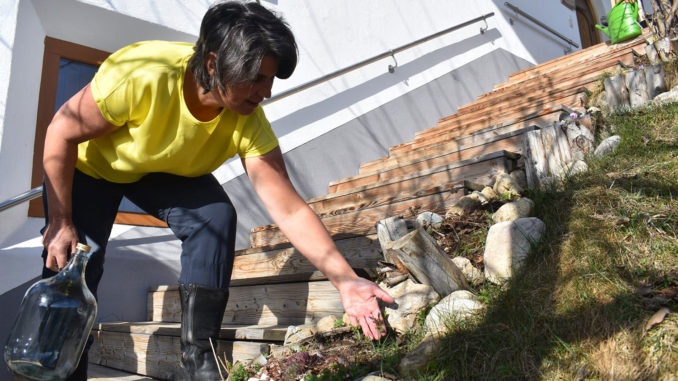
[3,243,97,381]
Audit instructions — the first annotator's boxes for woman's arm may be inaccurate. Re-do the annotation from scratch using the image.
[42,83,119,271]
[242,147,394,340]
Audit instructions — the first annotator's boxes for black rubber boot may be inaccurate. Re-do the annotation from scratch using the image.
[173,284,229,381]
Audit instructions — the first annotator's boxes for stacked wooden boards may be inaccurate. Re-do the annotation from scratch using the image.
[89,35,648,379]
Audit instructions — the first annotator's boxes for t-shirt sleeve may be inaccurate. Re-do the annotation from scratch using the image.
[89,52,135,127]
[238,107,279,158]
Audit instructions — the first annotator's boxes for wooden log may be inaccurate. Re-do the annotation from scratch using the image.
[645,64,667,99]
[385,227,468,296]
[522,129,549,188]
[376,215,410,265]
[654,37,672,62]
[562,120,594,161]
[625,69,650,108]
[539,125,567,179]
[604,74,631,111]
[646,42,661,65]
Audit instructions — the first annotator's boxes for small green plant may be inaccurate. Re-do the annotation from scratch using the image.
[230,363,248,381]
[333,317,344,328]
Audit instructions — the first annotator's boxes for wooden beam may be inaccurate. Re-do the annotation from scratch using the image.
[148,281,345,325]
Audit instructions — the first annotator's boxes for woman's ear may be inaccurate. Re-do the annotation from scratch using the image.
[205,52,218,76]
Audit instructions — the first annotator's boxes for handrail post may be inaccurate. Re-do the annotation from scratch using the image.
[504,2,579,50]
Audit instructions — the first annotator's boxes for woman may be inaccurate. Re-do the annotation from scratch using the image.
[40,2,393,380]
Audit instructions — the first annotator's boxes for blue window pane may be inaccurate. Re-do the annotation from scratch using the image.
[55,59,98,113]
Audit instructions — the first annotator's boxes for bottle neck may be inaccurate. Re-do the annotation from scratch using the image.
[61,250,89,280]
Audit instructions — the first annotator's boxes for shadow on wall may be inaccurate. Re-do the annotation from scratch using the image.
[271,28,502,137]
[492,0,580,62]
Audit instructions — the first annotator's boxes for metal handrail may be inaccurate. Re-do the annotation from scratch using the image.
[0,186,43,212]
[504,2,579,49]
[1,12,495,212]
[264,12,495,104]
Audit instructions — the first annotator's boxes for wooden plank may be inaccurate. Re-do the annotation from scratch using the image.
[488,42,643,97]
[251,152,513,248]
[94,321,287,342]
[230,234,381,285]
[251,182,466,248]
[411,89,590,151]
[330,134,523,191]
[430,53,633,134]
[417,102,564,143]
[88,363,156,381]
[89,330,268,380]
[463,49,634,113]
[360,111,552,174]
[431,59,627,135]
[500,35,645,88]
[312,182,462,218]
[329,150,513,195]
[148,281,344,325]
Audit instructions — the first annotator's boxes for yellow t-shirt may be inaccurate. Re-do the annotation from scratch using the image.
[77,40,279,183]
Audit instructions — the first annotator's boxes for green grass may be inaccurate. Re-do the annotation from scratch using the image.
[410,102,678,380]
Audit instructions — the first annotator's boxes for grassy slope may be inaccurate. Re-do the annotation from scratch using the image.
[422,103,678,380]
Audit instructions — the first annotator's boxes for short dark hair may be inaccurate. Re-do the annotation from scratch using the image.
[189,1,298,93]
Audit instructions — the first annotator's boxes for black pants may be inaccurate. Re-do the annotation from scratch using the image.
[41,170,237,379]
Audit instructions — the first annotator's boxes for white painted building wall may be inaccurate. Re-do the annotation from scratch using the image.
[0,2,600,377]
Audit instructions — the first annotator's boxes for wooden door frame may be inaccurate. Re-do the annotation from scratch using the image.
[29,37,167,227]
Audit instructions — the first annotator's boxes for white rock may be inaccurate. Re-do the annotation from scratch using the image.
[594,135,621,157]
[283,324,316,345]
[445,195,481,217]
[355,375,392,381]
[315,315,339,333]
[510,170,528,191]
[492,197,534,224]
[468,191,489,206]
[493,173,523,198]
[425,290,485,336]
[652,88,678,106]
[416,211,444,230]
[451,256,484,286]
[250,353,268,367]
[384,279,440,334]
[399,335,443,375]
[481,186,497,201]
[566,160,589,177]
[484,217,546,284]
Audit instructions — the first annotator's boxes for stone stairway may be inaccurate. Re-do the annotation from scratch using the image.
[88,35,648,380]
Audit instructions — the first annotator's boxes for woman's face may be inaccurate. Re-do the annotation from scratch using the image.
[211,55,279,115]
